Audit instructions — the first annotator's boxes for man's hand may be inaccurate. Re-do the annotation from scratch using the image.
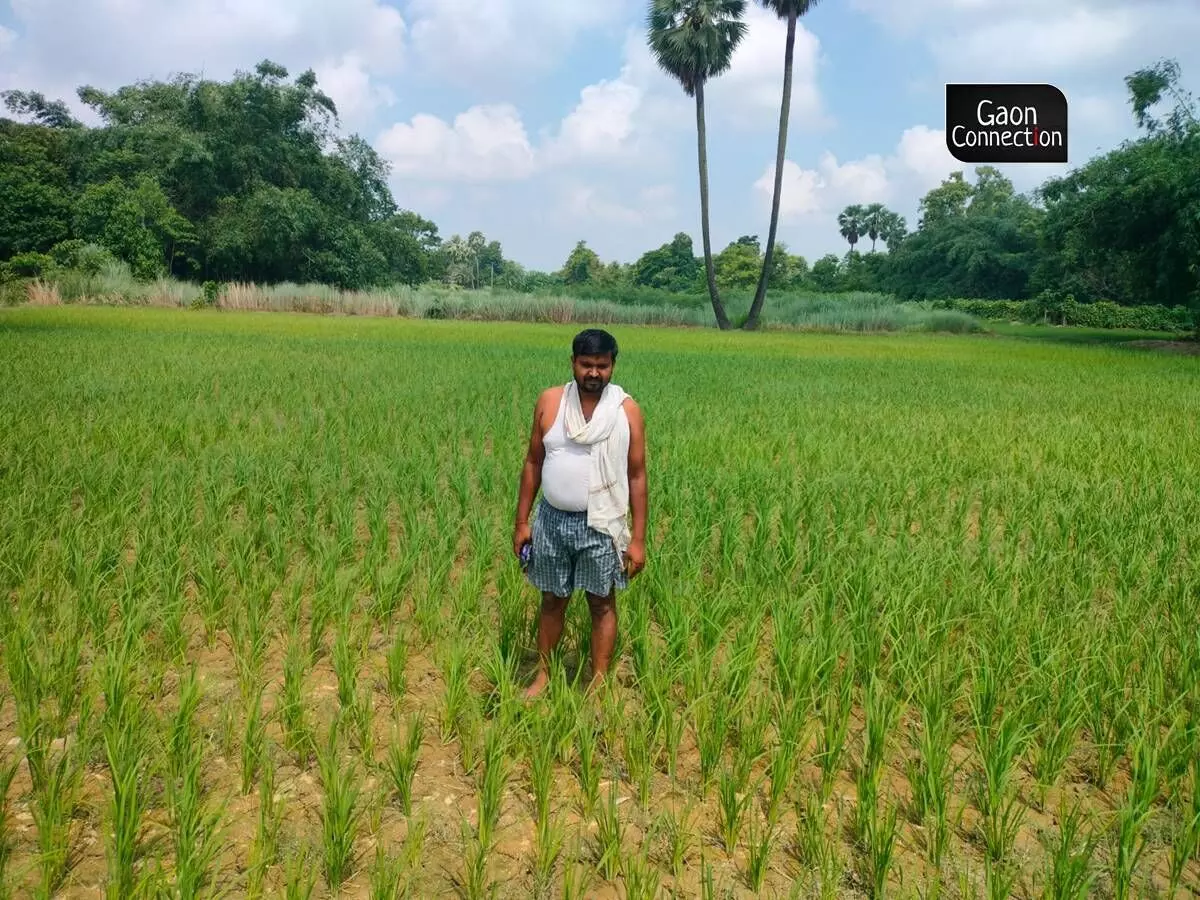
[513,522,532,559]
[622,539,646,579]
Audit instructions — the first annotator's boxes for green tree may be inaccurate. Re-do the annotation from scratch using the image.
[633,232,700,292]
[918,171,972,229]
[0,116,74,257]
[647,0,748,330]
[560,240,603,285]
[714,236,761,289]
[1035,59,1199,313]
[809,253,840,291]
[745,0,823,331]
[861,202,891,252]
[837,204,865,251]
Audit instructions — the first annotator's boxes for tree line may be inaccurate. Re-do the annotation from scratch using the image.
[0,9,1197,328]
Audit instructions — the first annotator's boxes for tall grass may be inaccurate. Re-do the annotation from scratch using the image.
[16,266,981,333]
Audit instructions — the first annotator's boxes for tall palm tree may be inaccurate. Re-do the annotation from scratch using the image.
[838,205,865,251]
[881,211,908,251]
[744,0,822,331]
[862,202,887,252]
[648,0,747,331]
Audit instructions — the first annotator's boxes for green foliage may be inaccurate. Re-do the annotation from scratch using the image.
[933,294,1195,333]
[1,252,54,279]
[559,240,603,285]
[632,232,700,292]
[1,60,446,290]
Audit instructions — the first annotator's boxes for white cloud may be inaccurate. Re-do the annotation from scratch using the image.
[0,0,406,125]
[376,105,537,182]
[755,124,962,223]
[407,0,631,83]
[0,25,15,53]
[931,7,1137,76]
[542,72,644,164]
[853,0,1200,79]
[710,4,829,130]
[314,54,397,129]
[561,185,645,226]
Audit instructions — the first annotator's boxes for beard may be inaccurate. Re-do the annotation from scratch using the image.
[576,375,607,395]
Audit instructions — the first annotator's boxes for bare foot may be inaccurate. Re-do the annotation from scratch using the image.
[523,670,550,701]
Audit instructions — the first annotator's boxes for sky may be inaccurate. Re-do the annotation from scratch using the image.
[1,0,1198,272]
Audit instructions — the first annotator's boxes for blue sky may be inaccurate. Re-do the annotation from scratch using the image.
[2,0,1198,272]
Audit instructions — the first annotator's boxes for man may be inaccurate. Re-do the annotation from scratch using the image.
[512,328,647,699]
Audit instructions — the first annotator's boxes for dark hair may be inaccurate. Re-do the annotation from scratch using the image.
[572,328,618,360]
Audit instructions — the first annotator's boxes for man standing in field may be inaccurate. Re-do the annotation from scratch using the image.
[513,328,647,699]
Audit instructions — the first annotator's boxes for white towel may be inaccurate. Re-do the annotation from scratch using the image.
[562,379,632,557]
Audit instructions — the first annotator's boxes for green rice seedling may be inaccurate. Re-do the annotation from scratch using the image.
[1166,805,1200,898]
[280,621,314,765]
[1111,732,1159,900]
[1039,798,1099,900]
[623,701,656,812]
[984,857,1019,900]
[853,675,903,849]
[476,722,512,851]
[794,791,827,871]
[575,708,602,819]
[242,684,267,795]
[440,639,472,745]
[594,771,626,882]
[816,665,854,803]
[166,667,228,900]
[459,823,498,900]
[246,754,283,900]
[527,713,555,831]
[622,839,661,900]
[368,842,407,900]
[1084,653,1133,791]
[745,809,776,892]
[532,811,566,900]
[560,844,597,900]
[332,613,366,713]
[694,693,731,794]
[0,747,17,896]
[717,765,757,856]
[382,710,424,817]
[722,609,763,712]
[283,845,318,900]
[102,631,155,900]
[733,691,771,787]
[316,717,365,892]
[30,730,87,898]
[659,802,696,881]
[1030,673,1085,810]
[351,678,377,760]
[385,624,409,708]
[972,693,1036,864]
[858,798,900,900]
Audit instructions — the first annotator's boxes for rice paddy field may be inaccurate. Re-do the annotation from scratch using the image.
[1,305,1199,900]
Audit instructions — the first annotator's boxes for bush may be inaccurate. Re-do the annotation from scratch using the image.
[2,252,55,279]
[932,294,1195,333]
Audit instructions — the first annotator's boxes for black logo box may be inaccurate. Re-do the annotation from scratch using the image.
[946,84,1068,164]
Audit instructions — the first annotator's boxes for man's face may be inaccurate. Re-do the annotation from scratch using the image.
[572,353,614,396]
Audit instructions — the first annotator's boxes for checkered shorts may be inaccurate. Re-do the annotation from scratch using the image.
[526,497,628,599]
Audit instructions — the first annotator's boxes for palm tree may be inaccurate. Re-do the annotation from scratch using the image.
[744,0,822,331]
[862,202,886,252]
[838,205,865,251]
[881,211,908,251]
[648,0,748,331]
